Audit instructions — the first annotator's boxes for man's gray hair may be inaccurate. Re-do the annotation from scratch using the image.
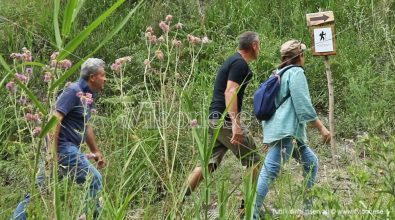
[80,58,105,80]
[238,31,259,51]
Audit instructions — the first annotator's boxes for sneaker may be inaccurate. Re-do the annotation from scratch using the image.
[238,199,245,219]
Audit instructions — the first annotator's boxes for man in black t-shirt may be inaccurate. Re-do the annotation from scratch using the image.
[185,31,261,200]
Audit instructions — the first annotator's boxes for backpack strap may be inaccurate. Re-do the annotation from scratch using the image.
[275,65,302,109]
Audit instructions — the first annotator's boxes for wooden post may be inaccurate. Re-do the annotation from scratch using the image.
[324,55,338,167]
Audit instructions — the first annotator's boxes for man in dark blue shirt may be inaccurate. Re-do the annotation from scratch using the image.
[185,32,262,207]
[54,58,107,220]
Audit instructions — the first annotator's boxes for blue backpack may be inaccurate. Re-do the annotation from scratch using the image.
[253,65,300,121]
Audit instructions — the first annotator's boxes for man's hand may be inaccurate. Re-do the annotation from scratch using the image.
[231,123,243,145]
[94,151,106,169]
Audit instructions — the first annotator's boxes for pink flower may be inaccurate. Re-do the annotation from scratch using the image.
[18,97,27,105]
[159,21,169,33]
[111,56,132,73]
[187,34,201,45]
[32,127,41,137]
[165,15,173,22]
[76,91,84,98]
[146,26,153,33]
[6,81,16,93]
[172,39,182,47]
[91,109,97,114]
[50,60,57,67]
[44,72,52,82]
[78,92,94,105]
[194,37,202,44]
[85,97,93,105]
[149,35,157,44]
[21,48,32,62]
[190,119,198,127]
[202,36,210,44]
[23,53,32,62]
[59,59,72,69]
[175,22,183,30]
[155,50,164,61]
[143,59,151,68]
[26,68,33,74]
[25,113,33,121]
[25,113,40,122]
[187,34,193,42]
[15,73,28,83]
[50,52,59,60]
[111,63,121,73]
[10,53,23,61]
[145,31,152,38]
[158,36,165,43]
[116,56,132,64]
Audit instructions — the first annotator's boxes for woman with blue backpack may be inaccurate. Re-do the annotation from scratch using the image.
[253,39,331,219]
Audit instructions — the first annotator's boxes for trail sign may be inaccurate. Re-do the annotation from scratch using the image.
[306,11,338,167]
[313,26,334,53]
[306,11,336,56]
[306,11,334,26]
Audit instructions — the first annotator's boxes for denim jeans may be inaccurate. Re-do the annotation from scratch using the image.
[253,137,318,219]
[12,194,30,220]
[58,144,102,217]
[12,137,49,220]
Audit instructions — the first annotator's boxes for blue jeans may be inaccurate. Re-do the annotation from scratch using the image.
[253,137,318,219]
[58,144,102,217]
[12,194,30,220]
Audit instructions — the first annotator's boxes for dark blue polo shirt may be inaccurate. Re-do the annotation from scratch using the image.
[56,78,97,148]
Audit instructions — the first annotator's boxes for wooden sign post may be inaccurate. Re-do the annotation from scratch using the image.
[306,11,338,167]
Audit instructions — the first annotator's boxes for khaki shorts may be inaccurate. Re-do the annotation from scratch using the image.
[208,119,260,168]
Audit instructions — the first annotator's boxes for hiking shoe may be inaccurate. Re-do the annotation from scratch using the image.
[238,199,245,219]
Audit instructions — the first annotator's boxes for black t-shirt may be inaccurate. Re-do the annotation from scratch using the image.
[209,52,252,120]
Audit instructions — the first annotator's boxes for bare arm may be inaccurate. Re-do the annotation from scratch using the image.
[311,119,331,144]
[86,125,106,168]
[224,80,243,144]
[53,110,64,151]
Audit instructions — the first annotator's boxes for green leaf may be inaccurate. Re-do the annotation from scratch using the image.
[0,54,13,86]
[53,0,62,49]
[14,79,47,114]
[97,0,145,49]
[39,116,59,138]
[62,0,78,37]
[72,0,86,22]
[115,189,142,220]
[0,54,12,72]
[57,0,126,60]
[50,1,144,91]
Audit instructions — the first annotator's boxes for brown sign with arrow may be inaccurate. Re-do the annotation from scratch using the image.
[306,11,334,26]
[306,11,336,56]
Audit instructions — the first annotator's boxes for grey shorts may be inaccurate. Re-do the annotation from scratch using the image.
[208,119,260,167]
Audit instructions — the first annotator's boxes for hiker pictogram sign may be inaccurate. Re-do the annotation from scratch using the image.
[306,11,336,56]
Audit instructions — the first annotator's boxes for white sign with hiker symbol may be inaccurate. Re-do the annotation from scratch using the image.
[313,27,333,53]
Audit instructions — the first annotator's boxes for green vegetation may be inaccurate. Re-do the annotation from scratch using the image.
[1,0,394,219]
